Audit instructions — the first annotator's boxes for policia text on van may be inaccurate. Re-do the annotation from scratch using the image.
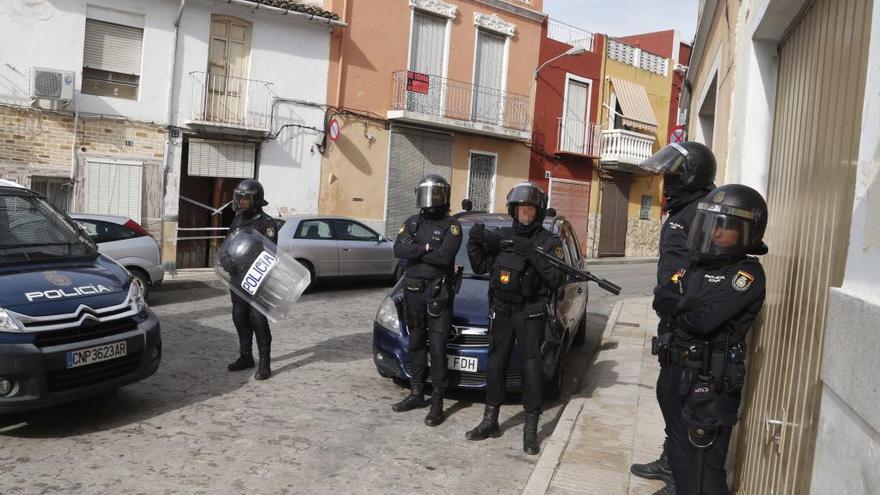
[0,180,161,413]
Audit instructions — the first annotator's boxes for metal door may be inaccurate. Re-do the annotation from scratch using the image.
[597,178,629,257]
[468,153,496,212]
[548,178,590,253]
[473,30,505,124]
[735,0,872,492]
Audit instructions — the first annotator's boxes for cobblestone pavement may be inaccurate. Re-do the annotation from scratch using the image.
[0,264,654,495]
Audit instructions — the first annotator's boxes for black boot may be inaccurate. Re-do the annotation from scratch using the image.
[227,350,255,372]
[523,412,540,455]
[392,384,427,412]
[650,481,677,495]
[254,352,271,380]
[424,395,445,427]
[465,405,501,440]
[631,441,674,484]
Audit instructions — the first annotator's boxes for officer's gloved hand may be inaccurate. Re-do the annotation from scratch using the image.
[469,223,487,242]
[676,295,703,313]
[399,231,415,244]
[652,284,680,316]
[511,236,535,257]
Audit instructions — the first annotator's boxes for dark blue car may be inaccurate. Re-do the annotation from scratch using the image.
[0,181,161,414]
[372,213,589,398]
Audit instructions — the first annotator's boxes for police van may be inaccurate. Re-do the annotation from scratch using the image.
[0,179,161,413]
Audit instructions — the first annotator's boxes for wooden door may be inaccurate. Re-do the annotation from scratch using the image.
[597,178,629,257]
[207,16,250,124]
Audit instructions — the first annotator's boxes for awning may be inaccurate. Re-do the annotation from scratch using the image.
[609,77,658,133]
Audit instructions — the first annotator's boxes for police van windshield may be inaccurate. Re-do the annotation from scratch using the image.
[0,187,97,264]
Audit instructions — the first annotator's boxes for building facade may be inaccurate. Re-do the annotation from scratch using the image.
[320,0,543,236]
[685,0,880,493]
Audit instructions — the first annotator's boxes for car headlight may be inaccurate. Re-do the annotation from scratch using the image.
[128,280,147,313]
[0,308,23,333]
[375,296,401,335]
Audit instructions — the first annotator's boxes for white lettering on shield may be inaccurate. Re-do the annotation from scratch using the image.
[240,251,278,296]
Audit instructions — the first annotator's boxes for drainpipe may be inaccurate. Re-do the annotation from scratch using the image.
[161,0,186,273]
[70,106,79,211]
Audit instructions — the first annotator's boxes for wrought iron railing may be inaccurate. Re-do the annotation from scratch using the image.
[390,71,531,132]
[557,118,601,157]
[188,71,273,131]
[547,19,595,52]
[600,128,655,165]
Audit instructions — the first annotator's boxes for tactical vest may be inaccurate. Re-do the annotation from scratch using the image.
[489,229,550,303]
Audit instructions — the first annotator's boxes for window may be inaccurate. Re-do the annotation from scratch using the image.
[83,159,143,222]
[468,152,496,212]
[473,29,506,124]
[82,19,144,100]
[295,220,334,240]
[562,77,592,154]
[565,225,582,261]
[640,195,652,220]
[335,220,380,242]
[30,176,72,212]
[75,219,138,244]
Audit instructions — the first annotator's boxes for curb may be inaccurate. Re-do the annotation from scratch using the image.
[522,300,625,495]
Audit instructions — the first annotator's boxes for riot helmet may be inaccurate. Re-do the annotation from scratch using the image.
[640,141,716,198]
[506,182,548,225]
[688,184,768,259]
[414,174,451,212]
[233,179,268,214]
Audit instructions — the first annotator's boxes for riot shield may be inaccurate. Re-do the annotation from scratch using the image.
[214,227,311,322]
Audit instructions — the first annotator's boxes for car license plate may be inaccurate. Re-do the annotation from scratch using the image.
[66,341,127,369]
[448,355,478,373]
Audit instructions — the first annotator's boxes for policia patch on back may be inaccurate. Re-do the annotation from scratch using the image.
[732,270,755,292]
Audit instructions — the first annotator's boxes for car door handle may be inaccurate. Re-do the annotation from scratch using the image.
[342,248,351,251]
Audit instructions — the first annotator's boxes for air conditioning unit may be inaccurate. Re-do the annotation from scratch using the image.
[30,67,75,101]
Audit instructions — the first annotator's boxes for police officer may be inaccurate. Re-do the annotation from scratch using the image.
[392,174,462,427]
[633,141,717,492]
[225,179,278,380]
[652,184,768,495]
[465,182,564,455]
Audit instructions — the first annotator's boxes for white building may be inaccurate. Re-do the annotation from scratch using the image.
[0,0,345,271]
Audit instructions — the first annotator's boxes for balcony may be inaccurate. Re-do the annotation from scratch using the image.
[557,118,600,157]
[186,72,273,137]
[600,128,655,174]
[547,19,595,52]
[388,71,532,141]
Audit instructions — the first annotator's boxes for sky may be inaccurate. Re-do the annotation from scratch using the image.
[542,0,700,42]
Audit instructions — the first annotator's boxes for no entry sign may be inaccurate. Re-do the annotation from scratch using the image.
[328,118,340,141]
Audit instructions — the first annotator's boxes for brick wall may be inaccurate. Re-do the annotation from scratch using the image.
[0,104,166,237]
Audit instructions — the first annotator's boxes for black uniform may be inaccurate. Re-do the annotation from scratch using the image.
[467,225,564,414]
[653,255,766,495]
[394,212,462,396]
[228,209,278,359]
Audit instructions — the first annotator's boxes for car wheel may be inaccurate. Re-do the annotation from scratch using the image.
[297,259,316,292]
[129,268,151,301]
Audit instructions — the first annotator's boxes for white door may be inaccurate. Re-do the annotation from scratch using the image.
[563,78,590,154]
[207,16,250,124]
[472,30,505,124]
[408,10,447,114]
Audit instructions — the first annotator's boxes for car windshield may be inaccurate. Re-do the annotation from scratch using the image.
[0,188,98,264]
[454,222,506,279]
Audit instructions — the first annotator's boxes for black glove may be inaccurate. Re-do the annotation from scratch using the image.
[653,283,681,316]
[676,295,703,313]
[469,222,487,242]
[398,231,415,244]
[512,236,535,257]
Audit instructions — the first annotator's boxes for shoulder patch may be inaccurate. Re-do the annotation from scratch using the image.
[266,227,275,238]
[450,224,460,236]
[554,245,565,260]
[732,270,754,292]
[398,224,406,234]
[671,268,686,283]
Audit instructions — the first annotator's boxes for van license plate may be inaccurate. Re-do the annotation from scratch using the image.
[66,341,127,369]
[448,355,478,373]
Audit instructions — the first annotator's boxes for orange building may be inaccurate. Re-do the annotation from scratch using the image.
[321,0,544,235]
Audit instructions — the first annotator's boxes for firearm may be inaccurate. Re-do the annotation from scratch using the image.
[472,226,622,295]
[532,248,622,295]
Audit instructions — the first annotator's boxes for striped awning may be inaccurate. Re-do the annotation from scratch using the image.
[609,77,658,132]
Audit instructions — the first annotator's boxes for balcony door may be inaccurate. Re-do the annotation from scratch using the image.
[562,76,592,154]
[472,29,505,125]
[408,10,447,115]
[207,16,250,125]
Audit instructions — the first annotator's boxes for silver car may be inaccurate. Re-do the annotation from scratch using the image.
[70,213,163,298]
[277,215,399,286]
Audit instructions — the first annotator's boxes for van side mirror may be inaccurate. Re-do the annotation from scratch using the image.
[461,199,473,212]
[546,207,557,218]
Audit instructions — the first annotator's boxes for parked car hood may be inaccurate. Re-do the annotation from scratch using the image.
[452,277,490,327]
[0,255,131,316]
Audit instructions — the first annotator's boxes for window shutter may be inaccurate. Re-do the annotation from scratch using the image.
[410,11,446,74]
[84,159,143,222]
[188,139,256,178]
[84,19,144,75]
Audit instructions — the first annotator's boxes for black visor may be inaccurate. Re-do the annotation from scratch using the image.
[415,182,449,208]
[640,143,688,175]
[233,191,255,212]
[507,183,545,208]
[688,210,754,257]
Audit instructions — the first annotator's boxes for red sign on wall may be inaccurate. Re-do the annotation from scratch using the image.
[669,125,687,144]
[406,71,430,94]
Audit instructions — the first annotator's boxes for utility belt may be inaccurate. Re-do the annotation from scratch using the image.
[652,333,747,393]
[403,274,450,318]
[490,298,547,319]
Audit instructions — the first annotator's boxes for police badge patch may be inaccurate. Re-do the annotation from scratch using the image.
[450,224,460,236]
[399,225,406,234]
[732,270,754,292]
[500,270,511,284]
[554,245,565,259]
[671,269,686,283]
[266,227,275,238]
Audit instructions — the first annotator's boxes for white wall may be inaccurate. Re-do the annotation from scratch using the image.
[170,0,331,216]
[0,0,179,124]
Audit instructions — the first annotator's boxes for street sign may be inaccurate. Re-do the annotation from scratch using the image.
[328,118,340,141]
[406,71,430,94]
[669,125,686,143]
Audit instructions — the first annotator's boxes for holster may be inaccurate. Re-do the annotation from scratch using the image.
[651,332,674,366]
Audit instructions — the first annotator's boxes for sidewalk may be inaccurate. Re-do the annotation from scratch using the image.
[524,297,666,495]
